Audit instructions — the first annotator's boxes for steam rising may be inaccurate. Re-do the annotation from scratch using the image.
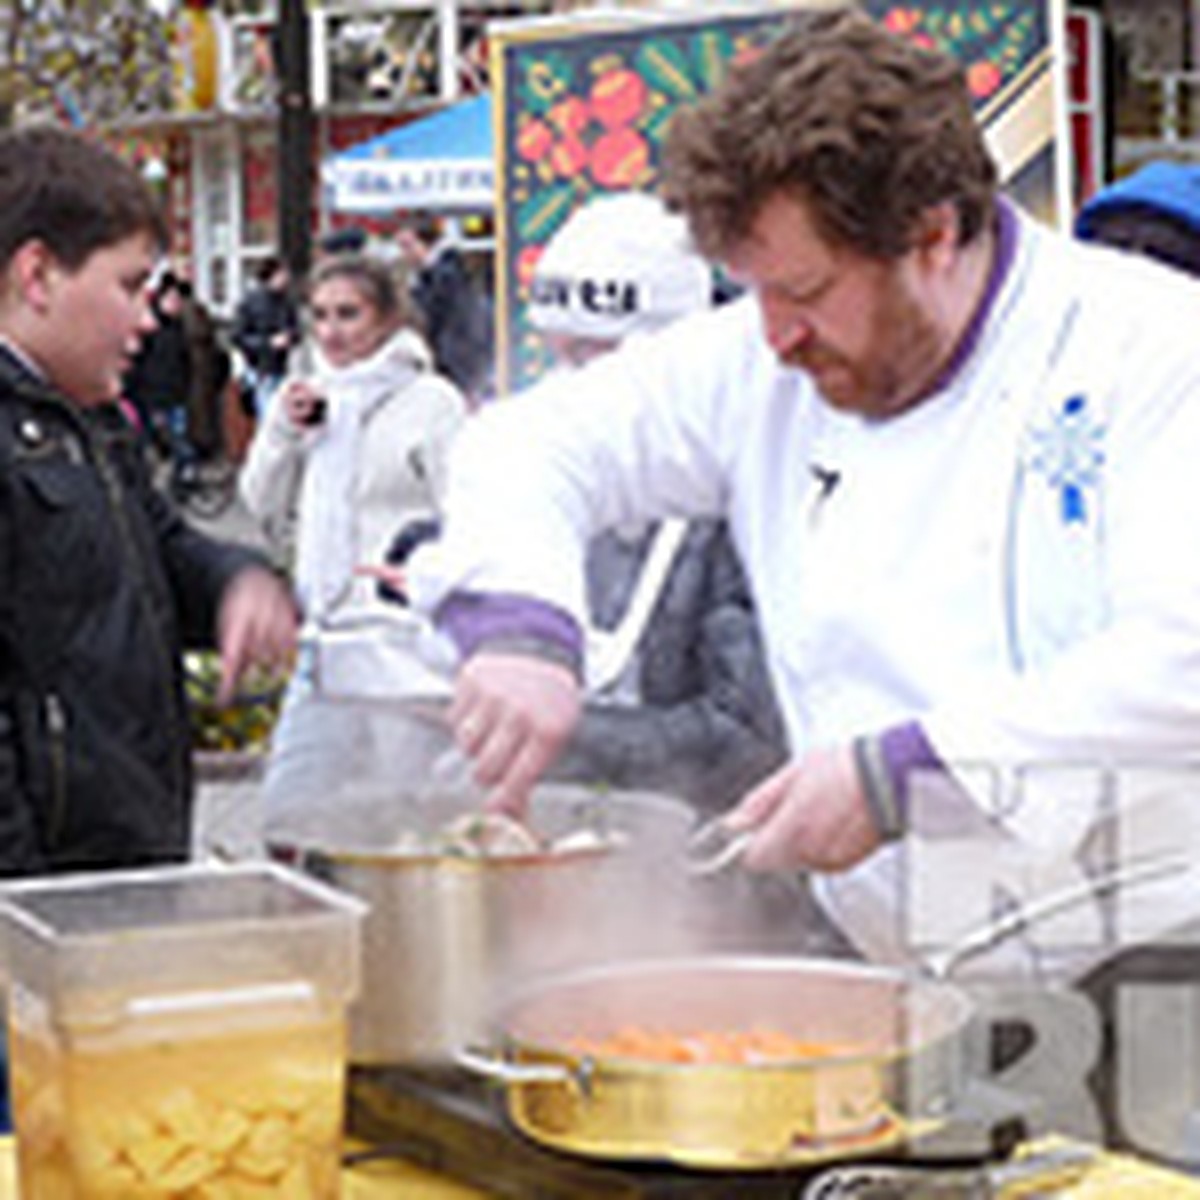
[263,704,827,1065]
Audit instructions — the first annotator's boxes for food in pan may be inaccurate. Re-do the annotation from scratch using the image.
[389,812,627,859]
[562,1025,856,1065]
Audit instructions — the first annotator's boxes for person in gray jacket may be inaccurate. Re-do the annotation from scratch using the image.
[526,192,788,815]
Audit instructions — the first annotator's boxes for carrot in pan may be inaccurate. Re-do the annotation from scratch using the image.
[562,1026,855,1064]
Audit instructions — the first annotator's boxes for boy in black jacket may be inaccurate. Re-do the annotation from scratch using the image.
[0,124,297,875]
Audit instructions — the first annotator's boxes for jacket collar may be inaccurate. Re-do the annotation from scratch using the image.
[0,339,45,389]
[0,340,95,443]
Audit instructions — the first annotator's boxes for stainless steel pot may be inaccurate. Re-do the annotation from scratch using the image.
[272,784,697,1064]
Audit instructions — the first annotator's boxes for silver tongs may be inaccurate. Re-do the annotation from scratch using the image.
[686,817,755,876]
[800,1140,1099,1198]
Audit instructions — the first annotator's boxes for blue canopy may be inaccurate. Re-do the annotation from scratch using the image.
[324,93,494,213]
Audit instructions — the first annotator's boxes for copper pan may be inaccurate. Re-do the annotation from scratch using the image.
[459,856,1192,1169]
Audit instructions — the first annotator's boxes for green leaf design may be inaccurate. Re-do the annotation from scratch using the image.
[635,40,696,102]
[694,29,735,92]
[516,183,578,244]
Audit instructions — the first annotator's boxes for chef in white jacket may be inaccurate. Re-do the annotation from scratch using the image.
[406,11,1200,986]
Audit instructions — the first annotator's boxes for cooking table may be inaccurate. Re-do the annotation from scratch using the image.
[0,1132,1198,1195]
[0,1137,485,1198]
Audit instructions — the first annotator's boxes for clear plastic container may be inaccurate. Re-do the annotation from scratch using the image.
[0,861,363,1199]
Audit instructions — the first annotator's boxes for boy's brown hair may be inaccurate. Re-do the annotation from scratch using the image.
[0,124,167,271]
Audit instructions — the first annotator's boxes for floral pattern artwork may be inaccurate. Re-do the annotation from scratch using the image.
[497,14,781,390]
[865,3,1045,103]
[494,2,1055,392]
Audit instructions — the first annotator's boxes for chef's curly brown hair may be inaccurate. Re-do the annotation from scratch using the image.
[662,9,997,262]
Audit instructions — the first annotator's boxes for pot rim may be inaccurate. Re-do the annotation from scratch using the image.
[265,784,696,869]
[267,838,614,870]
[490,952,975,1069]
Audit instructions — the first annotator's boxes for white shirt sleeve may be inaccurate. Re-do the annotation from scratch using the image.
[405,301,754,620]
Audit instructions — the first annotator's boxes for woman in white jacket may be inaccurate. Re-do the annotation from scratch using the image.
[240,253,468,835]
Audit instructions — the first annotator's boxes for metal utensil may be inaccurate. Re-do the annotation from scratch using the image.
[686,816,755,876]
[924,851,1194,980]
[800,1140,1098,1198]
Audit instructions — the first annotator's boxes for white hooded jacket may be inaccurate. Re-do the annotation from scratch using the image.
[241,327,467,623]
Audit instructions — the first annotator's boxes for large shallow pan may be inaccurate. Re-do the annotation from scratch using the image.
[460,856,1193,1169]
[460,954,969,1169]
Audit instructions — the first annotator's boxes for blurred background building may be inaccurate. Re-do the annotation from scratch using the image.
[1,1,1198,317]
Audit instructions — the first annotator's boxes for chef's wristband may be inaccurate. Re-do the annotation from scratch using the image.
[470,634,584,682]
[852,722,947,842]
[437,592,585,682]
[852,735,905,842]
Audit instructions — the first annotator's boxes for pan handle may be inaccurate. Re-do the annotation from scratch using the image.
[456,1046,577,1087]
[924,852,1195,980]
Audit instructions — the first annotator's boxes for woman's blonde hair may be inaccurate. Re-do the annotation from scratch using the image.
[307,252,419,330]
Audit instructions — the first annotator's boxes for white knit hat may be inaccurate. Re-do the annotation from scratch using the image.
[528,192,712,341]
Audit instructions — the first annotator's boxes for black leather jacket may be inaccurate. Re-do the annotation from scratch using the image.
[0,348,265,874]
[231,285,299,379]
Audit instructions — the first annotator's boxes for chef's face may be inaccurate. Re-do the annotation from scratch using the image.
[723,191,947,420]
[309,275,391,368]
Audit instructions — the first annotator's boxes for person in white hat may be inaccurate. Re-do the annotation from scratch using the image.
[527,191,716,367]
[527,193,792,866]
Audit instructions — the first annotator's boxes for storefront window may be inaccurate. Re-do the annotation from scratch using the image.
[195,129,234,309]
[228,15,278,111]
[241,125,279,252]
[325,10,440,107]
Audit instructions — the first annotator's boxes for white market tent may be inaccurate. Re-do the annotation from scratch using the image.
[323,93,494,213]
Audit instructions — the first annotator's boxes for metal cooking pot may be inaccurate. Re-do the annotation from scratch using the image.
[460,855,1195,1169]
[459,954,969,1169]
[271,783,697,1064]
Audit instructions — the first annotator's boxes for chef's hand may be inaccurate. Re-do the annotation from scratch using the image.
[216,567,299,704]
[449,652,582,818]
[724,745,881,872]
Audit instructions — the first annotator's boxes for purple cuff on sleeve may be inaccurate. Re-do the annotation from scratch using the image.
[853,720,945,840]
[879,721,944,820]
[435,591,585,677]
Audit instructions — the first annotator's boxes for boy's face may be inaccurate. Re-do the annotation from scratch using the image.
[27,232,158,406]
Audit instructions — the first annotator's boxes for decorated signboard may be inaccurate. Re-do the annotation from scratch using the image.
[1065,7,1106,206]
[489,0,1065,394]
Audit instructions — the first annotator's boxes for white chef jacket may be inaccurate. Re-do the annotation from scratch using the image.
[410,207,1200,978]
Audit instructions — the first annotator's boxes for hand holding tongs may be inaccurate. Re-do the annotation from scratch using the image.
[686,816,755,877]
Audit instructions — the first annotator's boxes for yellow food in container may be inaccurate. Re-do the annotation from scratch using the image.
[0,863,363,1199]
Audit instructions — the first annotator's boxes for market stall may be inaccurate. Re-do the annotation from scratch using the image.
[322,93,494,214]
